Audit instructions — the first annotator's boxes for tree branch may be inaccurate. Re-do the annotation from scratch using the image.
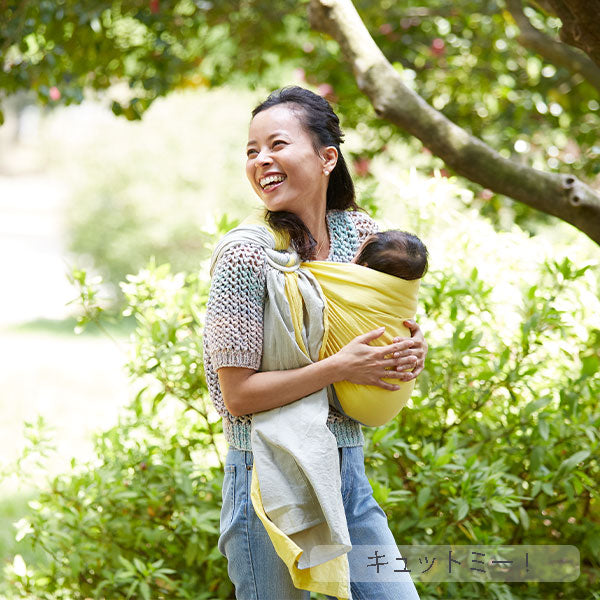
[505,0,600,92]
[308,0,600,246]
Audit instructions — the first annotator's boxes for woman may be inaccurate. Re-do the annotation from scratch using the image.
[203,86,426,599]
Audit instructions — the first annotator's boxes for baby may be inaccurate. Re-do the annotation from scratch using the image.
[306,228,428,426]
[352,229,429,281]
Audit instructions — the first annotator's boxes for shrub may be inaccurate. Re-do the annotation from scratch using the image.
[363,258,600,599]
[4,264,232,599]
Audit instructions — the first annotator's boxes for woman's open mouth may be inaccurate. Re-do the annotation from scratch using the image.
[259,174,286,192]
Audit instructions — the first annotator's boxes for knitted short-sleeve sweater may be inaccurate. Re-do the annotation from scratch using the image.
[203,209,378,450]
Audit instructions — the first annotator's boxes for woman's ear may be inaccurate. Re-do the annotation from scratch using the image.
[321,145,338,173]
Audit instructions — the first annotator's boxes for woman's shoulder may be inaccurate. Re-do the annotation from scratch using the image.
[211,240,267,283]
[328,209,379,238]
[210,223,274,271]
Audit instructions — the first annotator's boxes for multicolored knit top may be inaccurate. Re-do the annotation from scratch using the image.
[203,209,379,450]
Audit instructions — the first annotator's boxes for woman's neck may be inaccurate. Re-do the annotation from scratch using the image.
[303,210,329,260]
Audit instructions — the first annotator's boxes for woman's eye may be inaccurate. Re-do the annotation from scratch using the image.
[273,140,286,148]
[247,149,257,157]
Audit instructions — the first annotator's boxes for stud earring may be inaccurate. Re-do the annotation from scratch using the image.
[324,170,330,176]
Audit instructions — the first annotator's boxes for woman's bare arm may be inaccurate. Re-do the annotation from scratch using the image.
[218,327,417,416]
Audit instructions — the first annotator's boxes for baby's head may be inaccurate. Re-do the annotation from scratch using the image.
[353,230,428,280]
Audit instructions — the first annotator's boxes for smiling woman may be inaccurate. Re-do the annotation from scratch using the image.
[203,86,426,599]
[245,104,338,258]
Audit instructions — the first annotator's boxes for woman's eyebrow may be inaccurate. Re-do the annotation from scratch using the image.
[247,131,289,146]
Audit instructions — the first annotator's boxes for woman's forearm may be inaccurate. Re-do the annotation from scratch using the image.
[218,356,345,417]
[218,327,420,417]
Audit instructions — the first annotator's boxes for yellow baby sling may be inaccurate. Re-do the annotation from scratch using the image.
[240,208,421,426]
[304,261,420,427]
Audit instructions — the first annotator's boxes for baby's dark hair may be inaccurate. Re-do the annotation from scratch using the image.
[355,230,428,280]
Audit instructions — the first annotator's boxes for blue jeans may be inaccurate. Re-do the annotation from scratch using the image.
[218,445,420,600]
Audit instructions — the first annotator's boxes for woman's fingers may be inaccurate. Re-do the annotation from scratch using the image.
[403,319,419,334]
[380,369,411,380]
[379,355,417,371]
[372,365,417,388]
[375,379,401,391]
[395,356,419,371]
[354,326,387,345]
[395,368,421,382]
[379,338,414,357]
[339,323,426,387]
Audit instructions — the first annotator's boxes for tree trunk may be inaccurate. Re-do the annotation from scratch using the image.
[545,0,600,68]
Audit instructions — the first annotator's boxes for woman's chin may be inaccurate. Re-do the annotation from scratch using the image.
[261,195,292,213]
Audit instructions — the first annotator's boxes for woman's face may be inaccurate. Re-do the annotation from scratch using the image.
[246,104,332,219]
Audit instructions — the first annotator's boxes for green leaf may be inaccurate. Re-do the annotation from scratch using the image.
[524,396,552,417]
[557,450,590,476]
[184,540,198,566]
[581,355,599,377]
[530,446,545,472]
[572,475,584,495]
[417,487,431,508]
[126,580,138,598]
[490,500,510,514]
[140,581,151,600]
[518,506,530,530]
[70,553,82,577]
[118,556,135,572]
[133,557,146,573]
[562,479,575,501]
[456,498,469,521]
[371,427,389,444]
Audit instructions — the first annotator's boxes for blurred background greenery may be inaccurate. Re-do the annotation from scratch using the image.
[1,0,599,598]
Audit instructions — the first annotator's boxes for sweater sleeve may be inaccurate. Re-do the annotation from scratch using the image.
[204,242,266,371]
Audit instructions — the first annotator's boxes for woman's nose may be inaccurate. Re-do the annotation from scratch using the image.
[255,149,273,166]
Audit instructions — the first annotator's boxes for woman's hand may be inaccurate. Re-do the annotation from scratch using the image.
[391,319,428,381]
[333,327,418,391]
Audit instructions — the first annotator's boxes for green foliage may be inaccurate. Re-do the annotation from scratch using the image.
[356,0,600,175]
[3,0,598,184]
[3,262,233,599]
[0,0,302,116]
[47,88,254,298]
[362,257,600,599]
[7,1,600,259]
[7,405,232,599]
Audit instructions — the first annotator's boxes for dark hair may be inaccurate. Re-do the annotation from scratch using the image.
[355,230,429,280]
[251,86,362,259]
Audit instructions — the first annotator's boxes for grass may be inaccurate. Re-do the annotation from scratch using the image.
[8,314,137,338]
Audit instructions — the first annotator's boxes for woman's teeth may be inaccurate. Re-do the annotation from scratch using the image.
[260,175,286,189]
